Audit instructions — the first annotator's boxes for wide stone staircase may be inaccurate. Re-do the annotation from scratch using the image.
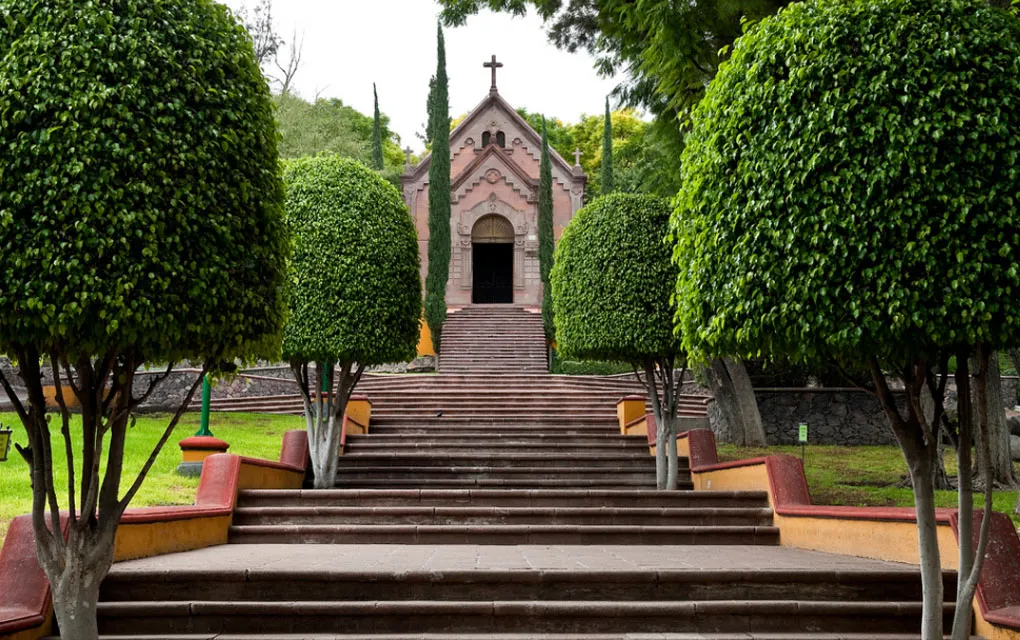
[84,310,961,638]
[438,305,548,373]
[91,382,960,638]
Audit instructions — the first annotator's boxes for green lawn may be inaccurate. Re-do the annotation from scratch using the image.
[0,412,305,541]
[717,443,1020,526]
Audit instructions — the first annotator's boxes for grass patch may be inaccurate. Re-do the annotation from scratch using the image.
[717,443,1020,526]
[0,412,304,542]
[550,351,634,376]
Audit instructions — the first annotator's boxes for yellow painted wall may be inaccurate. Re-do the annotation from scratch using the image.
[418,319,435,357]
[113,515,231,562]
[237,464,304,491]
[616,398,646,435]
[345,398,372,430]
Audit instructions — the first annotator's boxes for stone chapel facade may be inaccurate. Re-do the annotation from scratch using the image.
[401,60,587,307]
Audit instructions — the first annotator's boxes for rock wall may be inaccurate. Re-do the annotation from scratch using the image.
[751,388,900,446]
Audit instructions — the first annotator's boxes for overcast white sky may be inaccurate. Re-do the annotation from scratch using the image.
[222,0,625,153]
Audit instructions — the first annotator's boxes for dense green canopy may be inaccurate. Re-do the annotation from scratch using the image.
[672,0,1020,364]
[0,0,287,362]
[282,155,421,366]
[553,193,679,362]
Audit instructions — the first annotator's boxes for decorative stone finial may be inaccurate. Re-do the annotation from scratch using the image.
[572,148,583,166]
[404,146,414,169]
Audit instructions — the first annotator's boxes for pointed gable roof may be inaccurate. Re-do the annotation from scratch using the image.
[451,143,538,203]
[404,91,578,182]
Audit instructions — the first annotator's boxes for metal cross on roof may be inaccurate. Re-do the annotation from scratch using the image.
[484,55,504,93]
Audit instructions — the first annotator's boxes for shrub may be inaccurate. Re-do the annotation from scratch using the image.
[552,193,685,488]
[0,1,286,636]
[671,1,1020,636]
[283,155,421,488]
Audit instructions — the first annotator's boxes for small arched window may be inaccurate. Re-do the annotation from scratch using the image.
[496,131,506,148]
[482,131,491,147]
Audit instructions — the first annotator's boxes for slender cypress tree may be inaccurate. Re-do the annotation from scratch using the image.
[425,22,451,351]
[371,83,384,171]
[538,118,555,341]
[601,96,614,195]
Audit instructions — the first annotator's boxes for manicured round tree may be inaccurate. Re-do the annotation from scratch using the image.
[552,193,684,489]
[671,1,1020,637]
[0,1,286,637]
[283,155,421,489]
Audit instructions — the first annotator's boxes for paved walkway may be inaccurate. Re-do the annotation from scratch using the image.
[110,544,916,576]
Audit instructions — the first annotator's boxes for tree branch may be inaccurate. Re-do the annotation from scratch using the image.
[115,366,208,517]
[129,362,175,410]
[50,351,76,526]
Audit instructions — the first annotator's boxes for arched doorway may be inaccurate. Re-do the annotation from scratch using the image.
[471,214,514,304]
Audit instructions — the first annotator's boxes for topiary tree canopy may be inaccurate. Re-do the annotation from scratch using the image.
[283,155,421,488]
[671,1,1020,637]
[0,1,286,637]
[552,193,685,489]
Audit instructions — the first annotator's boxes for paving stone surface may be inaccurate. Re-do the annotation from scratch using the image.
[109,544,917,576]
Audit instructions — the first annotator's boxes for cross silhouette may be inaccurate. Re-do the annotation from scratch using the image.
[484,55,503,93]
[404,146,414,167]
[573,149,583,166]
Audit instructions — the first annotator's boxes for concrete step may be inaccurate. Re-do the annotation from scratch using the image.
[329,478,668,489]
[226,524,779,546]
[231,506,774,527]
[345,440,650,451]
[337,454,662,468]
[99,567,945,604]
[235,489,772,509]
[368,425,622,435]
[57,634,982,640]
[333,467,663,483]
[94,599,946,635]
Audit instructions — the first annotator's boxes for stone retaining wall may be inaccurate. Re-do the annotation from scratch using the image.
[752,388,900,446]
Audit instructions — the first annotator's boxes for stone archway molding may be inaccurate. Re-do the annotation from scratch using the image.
[457,194,528,291]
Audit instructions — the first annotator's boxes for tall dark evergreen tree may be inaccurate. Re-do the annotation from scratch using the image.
[539,118,555,341]
[426,23,451,351]
[601,97,614,195]
[371,83,384,171]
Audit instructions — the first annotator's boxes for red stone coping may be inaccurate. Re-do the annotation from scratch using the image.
[680,428,1020,631]
[178,436,229,451]
[0,430,310,639]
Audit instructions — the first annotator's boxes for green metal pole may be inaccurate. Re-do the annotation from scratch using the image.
[196,374,213,437]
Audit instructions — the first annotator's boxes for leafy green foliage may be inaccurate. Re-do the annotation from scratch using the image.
[282,156,421,365]
[372,83,385,171]
[0,0,287,363]
[273,93,405,186]
[440,0,790,148]
[672,0,1020,365]
[601,97,614,195]
[426,23,452,351]
[553,194,680,362]
[539,120,555,340]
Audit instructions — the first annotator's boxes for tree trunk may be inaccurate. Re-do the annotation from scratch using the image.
[48,527,111,640]
[920,383,954,491]
[910,456,946,640]
[868,358,943,640]
[643,360,668,490]
[973,352,1018,488]
[704,358,766,446]
[666,414,679,491]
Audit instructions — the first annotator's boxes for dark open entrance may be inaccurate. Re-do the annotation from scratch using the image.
[472,214,515,304]
[472,243,514,304]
